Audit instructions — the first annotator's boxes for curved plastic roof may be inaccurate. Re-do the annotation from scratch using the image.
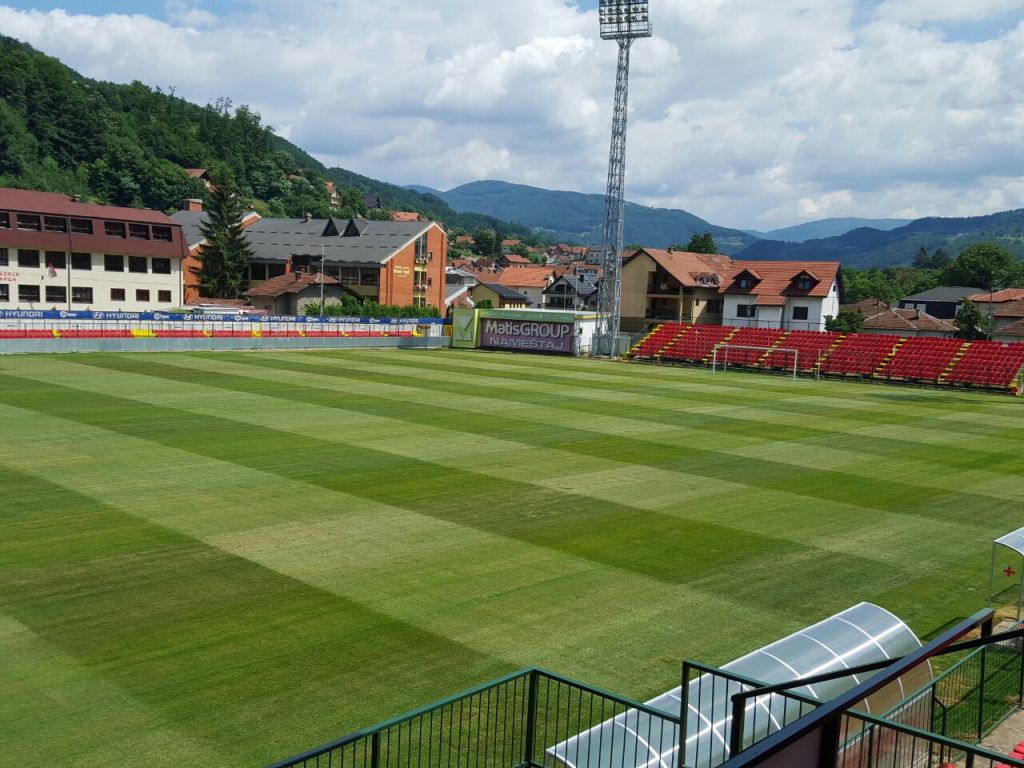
[548,602,928,768]
[995,527,1024,557]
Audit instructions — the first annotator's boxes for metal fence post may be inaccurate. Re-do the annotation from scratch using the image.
[371,731,381,768]
[678,663,691,768]
[728,692,746,759]
[817,714,842,768]
[977,616,993,740]
[524,670,539,767]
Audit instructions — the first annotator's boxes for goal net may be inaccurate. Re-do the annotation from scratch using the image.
[711,344,799,380]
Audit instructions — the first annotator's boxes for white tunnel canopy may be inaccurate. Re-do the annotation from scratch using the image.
[547,602,929,768]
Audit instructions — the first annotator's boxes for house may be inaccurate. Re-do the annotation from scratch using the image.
[171,210,448,309]
[721,261,841,331]
[543,274,598,310]
[844,299,956,338]
[445,284,474,311]
[446,266,478,288]
[898,286,983,320]
[184,168,213,190]
[471,282,530,308]
[620,248,732,330]
[391,211,422,222]
[0,187,188,311]
[454,234,475,248]
[363,195,382,210]
[967,288,1024,321]
[490,265,554,307]
[498,253,531,268]
[324,181,341,209]
[992,299,1024,332]
[243,272,354,315]
[500,239,522,255]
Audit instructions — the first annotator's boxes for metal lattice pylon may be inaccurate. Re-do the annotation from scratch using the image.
[595,1,651,357]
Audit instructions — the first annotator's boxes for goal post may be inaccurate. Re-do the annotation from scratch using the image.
[712,344,799,380]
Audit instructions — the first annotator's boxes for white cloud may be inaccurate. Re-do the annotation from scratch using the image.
[0,1,1022,229]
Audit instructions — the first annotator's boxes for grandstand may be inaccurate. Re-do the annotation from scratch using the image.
[630,322,1024,393]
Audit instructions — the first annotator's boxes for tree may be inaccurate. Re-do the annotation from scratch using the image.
[197,172,253,298]
[472,229,497,257]
[954,299,993,340]
[825,309,864,333]
[684,231,718,254]
[475,299,493,309]
[943,242,1015,291]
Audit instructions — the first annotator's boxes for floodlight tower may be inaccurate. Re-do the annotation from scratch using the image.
[595,0,651,357]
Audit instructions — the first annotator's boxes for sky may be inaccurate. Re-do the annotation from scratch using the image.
[0,1,1022,229]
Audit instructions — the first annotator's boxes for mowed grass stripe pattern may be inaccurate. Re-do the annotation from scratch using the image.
[0,350,1020,766]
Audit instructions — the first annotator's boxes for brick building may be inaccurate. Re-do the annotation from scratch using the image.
[0,188,188,311]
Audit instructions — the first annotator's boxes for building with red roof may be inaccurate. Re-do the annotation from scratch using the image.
[0,187,189,311]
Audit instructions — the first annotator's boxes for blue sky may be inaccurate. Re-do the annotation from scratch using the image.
[0,0,1022,228]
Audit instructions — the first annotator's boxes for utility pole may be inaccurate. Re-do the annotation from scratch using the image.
[595,0,651,357]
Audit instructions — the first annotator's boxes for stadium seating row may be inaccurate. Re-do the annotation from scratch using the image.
[630,322,1024,393]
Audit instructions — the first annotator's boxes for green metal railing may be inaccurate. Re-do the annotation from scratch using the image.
[267,668,682,768]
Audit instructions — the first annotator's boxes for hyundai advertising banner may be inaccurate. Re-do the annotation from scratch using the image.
[0,309,447,324]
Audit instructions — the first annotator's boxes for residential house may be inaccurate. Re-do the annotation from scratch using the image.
[720,261,841,331]
[243,272,354,315]
[490,265,553,307]
[185,168,213,190]
[498,253,531,268]
[898,286,982,320]
[391,211,422,222]
[0,187,189,311]
[845,299,956,338]
[363,195,382,210]
[620,248,732,331]
[471,282,530,308]
[543,274,598,310]
[500,239,522,255]
[324,181,341,209]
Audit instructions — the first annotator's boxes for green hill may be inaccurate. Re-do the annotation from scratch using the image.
[738,210,1024,267]
[434,180,760,255]
[0,34,534,239]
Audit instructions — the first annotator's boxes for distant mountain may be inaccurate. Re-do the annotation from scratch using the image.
[748,217,912,243]
[428,180,760,255]
[737,210,1024,268]
[404,184,443,196]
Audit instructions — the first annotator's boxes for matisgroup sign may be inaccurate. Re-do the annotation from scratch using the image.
[480,318,575,354]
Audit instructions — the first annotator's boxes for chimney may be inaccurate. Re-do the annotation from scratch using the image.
[70,194,81,203]
[304,212,312,223]
[185,198,203,212]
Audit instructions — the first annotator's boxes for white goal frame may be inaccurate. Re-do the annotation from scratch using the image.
[712,343,799,380]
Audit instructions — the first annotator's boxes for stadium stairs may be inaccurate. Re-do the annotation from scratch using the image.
[628,324,1024,395]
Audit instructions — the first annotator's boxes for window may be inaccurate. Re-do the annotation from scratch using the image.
[151,258,171,275]
[17,214,41,231]
[110,288,126,302]
[0,212,9,229]
[71,287,93,304]
[104,222,126,238]
[128,223,150,240]
[360,269,379,286]
[341,267,359,285]
[70,218,93,234]
[152,226,172,242]
[71,252,92,270]
[19,285,40,302]
[797,278,812,291]
[738,278,752,289]
[105,254,124,272]
[136,289,150,302]
[158,290,172,303]
[705,299,723,313]
[267,263,286,278]
[129,256,147,273]
[737,304,757,318]
[45,286,66,303]
[0,248,7,266]
[0,285,7,302]
[792,306,809,321]
[18,249,40,268]
[45,251,67,270]
[44,216,68,233]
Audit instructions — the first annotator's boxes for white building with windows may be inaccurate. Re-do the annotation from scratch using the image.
[721,261,841,331]
[0,188,188,311]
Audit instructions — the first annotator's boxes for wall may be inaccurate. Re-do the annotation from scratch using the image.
[620,251,654,328]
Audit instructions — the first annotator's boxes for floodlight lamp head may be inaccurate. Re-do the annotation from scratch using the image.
[599,0,652,41]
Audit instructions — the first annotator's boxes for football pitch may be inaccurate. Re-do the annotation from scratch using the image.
[1,348,1022,766]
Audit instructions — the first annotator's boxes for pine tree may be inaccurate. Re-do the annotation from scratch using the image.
[197,174,253,298]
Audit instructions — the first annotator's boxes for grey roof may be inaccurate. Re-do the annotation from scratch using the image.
[477,282,530,301]
[901,286,985,302]
[445,284,469,302]
[170,209,260,249]
[170,212,437,266]
[544,274,598,296]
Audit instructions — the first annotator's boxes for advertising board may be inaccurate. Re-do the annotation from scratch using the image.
[479,317,575,354]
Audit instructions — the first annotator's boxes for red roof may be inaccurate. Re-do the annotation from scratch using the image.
[502,254,531,264]
[629,249,732,288]
[844,299,955,333]
[491,266,553,289]
[391,211,422,222]
[185,168,209,178]
[0,187,178,225]
[994,299,1024,318]
[969,288,1024,304]
[722,260,840,299]
[243,271,341,298]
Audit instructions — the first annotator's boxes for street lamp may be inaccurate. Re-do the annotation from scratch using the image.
[319,244,326,314]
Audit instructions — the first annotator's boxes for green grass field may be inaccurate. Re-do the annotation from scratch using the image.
[1,348,1023,766]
